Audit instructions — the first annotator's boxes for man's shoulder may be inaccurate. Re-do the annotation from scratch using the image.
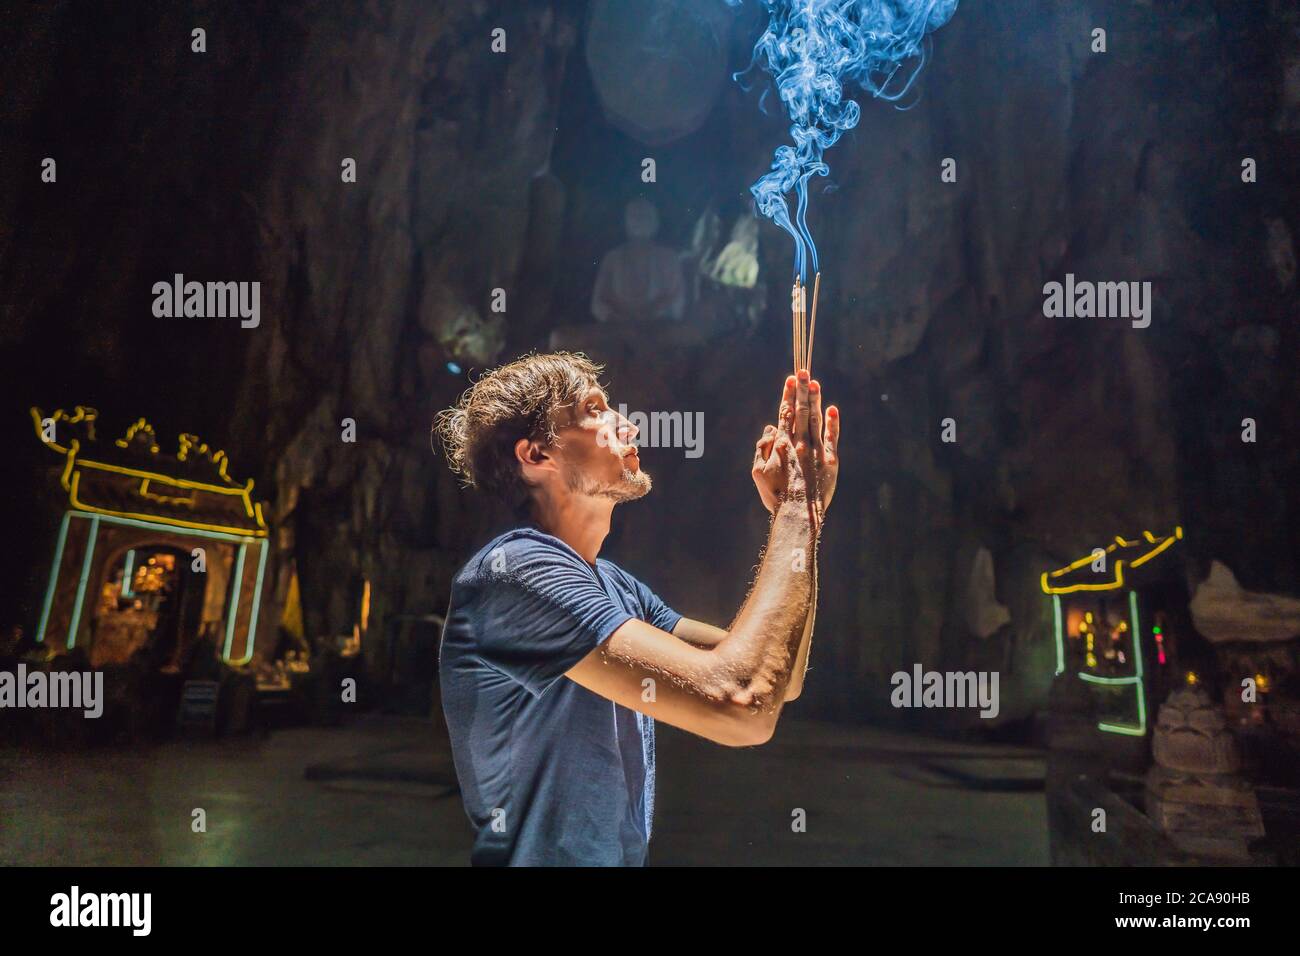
[445,529,583,650]
[455,527,583,587]
[594,557,647,595]
[596,558,677,631]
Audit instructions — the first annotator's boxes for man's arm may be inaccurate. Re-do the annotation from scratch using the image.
[670,617,728,648]
[785,567,815,701]
[566,370,836,746]
[671,567,816,702]
[565,494,815,748]
[743,371,837,701]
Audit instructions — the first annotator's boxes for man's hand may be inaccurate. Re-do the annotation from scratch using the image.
[752,370,840,519]
[752,422,795,510]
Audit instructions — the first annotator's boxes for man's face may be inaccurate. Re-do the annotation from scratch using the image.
[552,386,651,502]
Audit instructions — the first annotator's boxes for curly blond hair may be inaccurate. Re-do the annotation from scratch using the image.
[433,351,605,508]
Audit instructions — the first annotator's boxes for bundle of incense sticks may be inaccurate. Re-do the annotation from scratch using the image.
[791,272,820,376]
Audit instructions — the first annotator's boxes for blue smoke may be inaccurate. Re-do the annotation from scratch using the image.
[728,0,958,281]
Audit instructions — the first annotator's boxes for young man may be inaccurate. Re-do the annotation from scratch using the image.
[434,351,840,865]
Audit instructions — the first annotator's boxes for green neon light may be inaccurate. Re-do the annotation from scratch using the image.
[36,512,72,643]
[44,510,268,665]
[66,515,101,648]
[1078,672,1140,685]
[1091,591,1147,736]
[121,549,136,597]
[223,543,248,661]
[1098,721,1146,736]
[228,540,269,666]
[67,509,254,543]
[1052,594,1064,675]
[1128,589,1147,732]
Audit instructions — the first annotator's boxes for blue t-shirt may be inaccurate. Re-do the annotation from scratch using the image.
[439,527,682,866]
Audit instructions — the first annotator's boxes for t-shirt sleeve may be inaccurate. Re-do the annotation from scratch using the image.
[473,536,634,697]
[629,573,682,635]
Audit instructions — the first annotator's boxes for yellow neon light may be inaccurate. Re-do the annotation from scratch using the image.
[64,441,261,524]
[59,442,78,490]
[176,433,237,484]
[1040,527,1183,594]
[34,406,268,534]
[69,470,268,538]
[74,457,253,498]
[138,478,196,507]
[1129,531,1179,569]
[29,406,98,455]
[1040,562,1126,595]
[35,408,252,493]
[116,418,160,453]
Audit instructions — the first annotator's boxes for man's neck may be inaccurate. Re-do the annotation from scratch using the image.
[530,493,614,566]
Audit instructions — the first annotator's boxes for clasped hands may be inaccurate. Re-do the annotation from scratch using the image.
[751,369,840,529]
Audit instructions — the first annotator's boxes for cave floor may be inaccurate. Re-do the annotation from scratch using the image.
[0,714,1047,866]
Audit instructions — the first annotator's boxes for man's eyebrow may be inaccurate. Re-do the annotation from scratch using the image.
[568,388,608,421]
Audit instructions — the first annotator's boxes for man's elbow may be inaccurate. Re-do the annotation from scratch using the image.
[784,672,805,702]
[736,713,777,746]
[692,666,783,746]
[711,703,777,747]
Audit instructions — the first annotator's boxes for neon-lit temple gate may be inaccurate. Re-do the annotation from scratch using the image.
[1041,527,1184,737]
[31,406,269,668]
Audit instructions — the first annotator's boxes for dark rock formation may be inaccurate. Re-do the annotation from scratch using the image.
[3,0,1297,727]
[1147,686,1266,861]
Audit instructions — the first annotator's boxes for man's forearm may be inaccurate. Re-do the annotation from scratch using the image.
[711,499,817,712]
[784,565,816,701]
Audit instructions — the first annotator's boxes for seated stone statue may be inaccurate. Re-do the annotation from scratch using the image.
[591,199,685,323]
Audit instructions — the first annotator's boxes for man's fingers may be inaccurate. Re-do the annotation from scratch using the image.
[824,405,840,464]
[772,431,792,461]
[809,379,824,456]
[794,370,810,443]
[753,425,776,471]
[777,375,796,434]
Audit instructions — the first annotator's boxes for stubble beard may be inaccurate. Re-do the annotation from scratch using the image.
[565,463,652,502]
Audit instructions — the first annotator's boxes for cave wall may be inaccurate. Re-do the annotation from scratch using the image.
[545,0,1300,723]
[227,0,578,667]
[3,0,1297,726]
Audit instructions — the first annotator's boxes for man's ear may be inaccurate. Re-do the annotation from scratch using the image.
[514,437,550,471]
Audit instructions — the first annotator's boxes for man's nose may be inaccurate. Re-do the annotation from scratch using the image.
[614,411,638,445]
